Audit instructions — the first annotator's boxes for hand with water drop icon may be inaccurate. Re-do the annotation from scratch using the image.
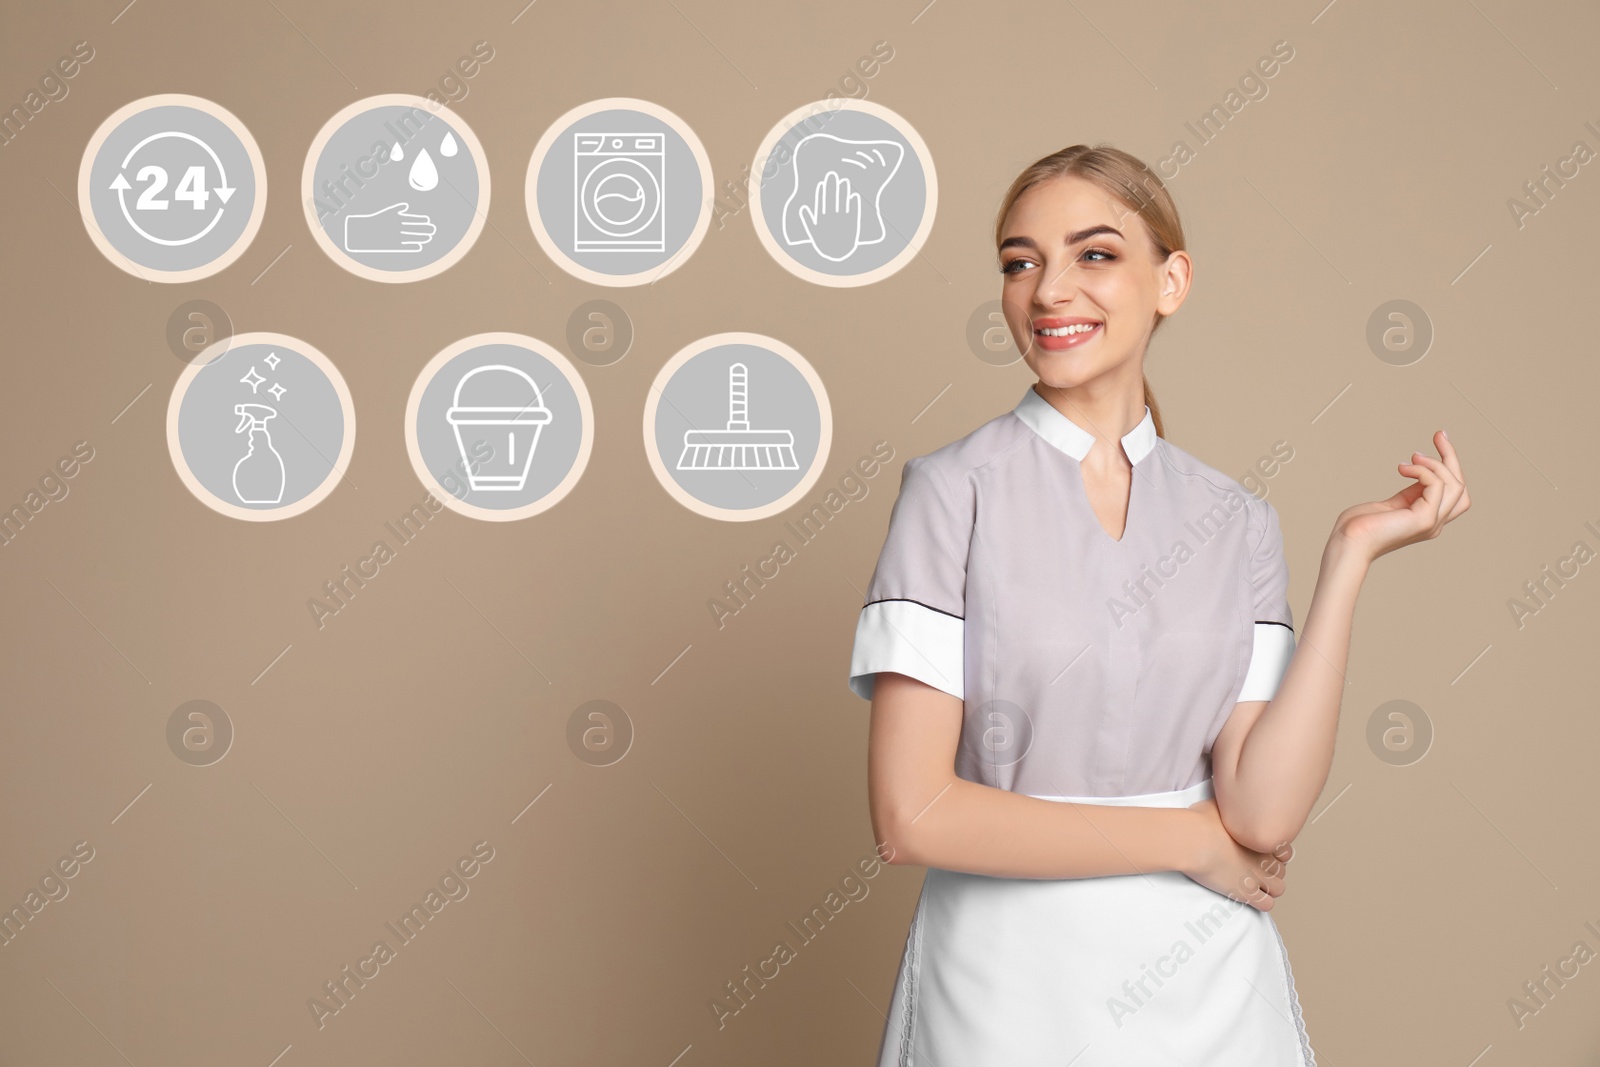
[343,202,437,253]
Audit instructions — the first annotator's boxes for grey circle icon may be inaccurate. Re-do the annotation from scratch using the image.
[405,333,595,521]
[167,699,233,766]
[567,699,633,767]
[166,299,235,364]
[1366,300,1433,366]
[565,299,634,367]
[167,332,356,521]
[642,333,832,521]
[78,94,267,281]
[303,95,489,281]
[960,698,1035,770]
[526,98,713,286]
[749,99,937,286]
[1366,699,1433,766]
[967,299,1022,366]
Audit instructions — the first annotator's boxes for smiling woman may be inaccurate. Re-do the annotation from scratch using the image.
[850,142,1470,1065]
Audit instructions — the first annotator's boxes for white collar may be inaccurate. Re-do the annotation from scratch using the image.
[1013,385,1158,465]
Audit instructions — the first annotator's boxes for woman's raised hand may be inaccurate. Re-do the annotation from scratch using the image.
[1333,429,1471,563]
[1183,796,1294,912]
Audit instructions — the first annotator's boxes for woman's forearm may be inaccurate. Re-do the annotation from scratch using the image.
[875,775,1202,880]
[1218,533,1370,850]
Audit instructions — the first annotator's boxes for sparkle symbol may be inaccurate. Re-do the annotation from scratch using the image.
[262,352,281,370]
[240,367,265,392]
[267,383,287,401]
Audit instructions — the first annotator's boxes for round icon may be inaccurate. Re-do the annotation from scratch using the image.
[302,94,490,282]
[166,299,235,364]
[78,94,268,282]
[166,699,234,767]
[1366,299,1433,366]
[564,298,634,367]
[405,332,595,521]
[167,332,356,521]
[643,332,832,521]
[747,98,937,287]
[967,299,1022,366]
[525,97,714,286]
[959,698,1035,770]
[1366,699,1434,766]
[566,699,634,767]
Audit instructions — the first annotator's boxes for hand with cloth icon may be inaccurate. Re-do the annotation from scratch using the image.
[797,171,864,263]
[343,201,437,253]
[781,134,904,262]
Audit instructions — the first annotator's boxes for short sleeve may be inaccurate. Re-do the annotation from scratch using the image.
[847,455,973,702]
[1237,497,1295,702]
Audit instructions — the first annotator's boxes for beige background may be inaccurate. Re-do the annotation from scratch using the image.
[1,0,1597,1063]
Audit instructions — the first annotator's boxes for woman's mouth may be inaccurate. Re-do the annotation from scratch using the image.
[1033,320,1102,351]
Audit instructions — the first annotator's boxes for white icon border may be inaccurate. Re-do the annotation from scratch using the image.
[404,332,595,522]
[301,93,492,283]
[524,97,714,287]
[746,98,938,287]
[166,331,357,522]
[642,331,833,522]
[77,93,269,283]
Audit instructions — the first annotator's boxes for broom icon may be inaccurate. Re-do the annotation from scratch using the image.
[676,362,799,471]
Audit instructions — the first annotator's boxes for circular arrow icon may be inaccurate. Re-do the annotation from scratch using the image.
[110,130,235,246]
[79,93,267,282]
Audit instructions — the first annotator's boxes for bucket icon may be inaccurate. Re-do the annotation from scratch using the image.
[446,364,553,491]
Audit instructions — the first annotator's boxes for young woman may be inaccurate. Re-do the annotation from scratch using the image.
[847,144,1469,1065]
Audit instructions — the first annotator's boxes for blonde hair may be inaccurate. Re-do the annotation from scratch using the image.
[993,144,1184,439]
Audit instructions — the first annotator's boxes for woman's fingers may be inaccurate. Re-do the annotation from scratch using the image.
[1403,453,1464,530]
[1243,884,1275,911]
[1434,429,1466,483]
[1411,438,1472,521]
[1397,460,1445,530]
[1433,436,1472,519]
[1408,454,1465,527]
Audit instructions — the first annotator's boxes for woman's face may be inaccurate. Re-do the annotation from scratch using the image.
[997,175,1189,391]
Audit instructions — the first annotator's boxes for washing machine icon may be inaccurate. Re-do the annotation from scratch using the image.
[573,132,666,253]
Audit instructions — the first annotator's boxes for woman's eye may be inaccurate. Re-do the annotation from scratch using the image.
[1001,249,1115,274]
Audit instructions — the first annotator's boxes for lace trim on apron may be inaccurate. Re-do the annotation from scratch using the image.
[898,894,925,1066]
[1269,916,1317,1065]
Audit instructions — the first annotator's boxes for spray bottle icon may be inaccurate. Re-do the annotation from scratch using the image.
[232,403,285,504]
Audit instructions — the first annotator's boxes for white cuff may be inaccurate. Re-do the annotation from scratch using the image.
[1238,622,1295,702]
[848,600,964,702]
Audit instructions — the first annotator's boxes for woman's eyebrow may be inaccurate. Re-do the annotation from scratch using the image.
[999,224,1124,252]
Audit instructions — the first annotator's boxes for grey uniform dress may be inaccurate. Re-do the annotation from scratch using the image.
[848,384,1315,1066]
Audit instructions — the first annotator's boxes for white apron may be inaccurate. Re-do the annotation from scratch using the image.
[875,778,1316,1066]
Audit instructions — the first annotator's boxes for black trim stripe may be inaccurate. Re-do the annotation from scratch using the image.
[1254,620,1295,633]
[863,597,965,622]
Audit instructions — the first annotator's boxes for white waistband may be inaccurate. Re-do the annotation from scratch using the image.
[1024,777,1213,809]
